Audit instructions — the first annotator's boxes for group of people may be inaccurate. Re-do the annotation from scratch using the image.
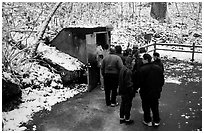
[98,44,164,127]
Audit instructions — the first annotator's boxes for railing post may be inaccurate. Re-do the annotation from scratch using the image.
[191,42,195,62]
[154,42,156,53]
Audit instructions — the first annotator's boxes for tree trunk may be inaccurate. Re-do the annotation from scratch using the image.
[150,2,167,22]
[199,2,202,13]
[32,2,62,57]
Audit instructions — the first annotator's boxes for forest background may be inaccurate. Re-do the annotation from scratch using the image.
[1,1,202,131]
[2,2,202,75]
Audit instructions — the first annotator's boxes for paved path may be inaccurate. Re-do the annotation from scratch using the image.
[28,79,202,131]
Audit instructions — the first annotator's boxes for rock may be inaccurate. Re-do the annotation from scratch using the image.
[2,78,22,111]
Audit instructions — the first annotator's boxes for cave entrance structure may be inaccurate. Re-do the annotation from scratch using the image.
[50,25,113,91]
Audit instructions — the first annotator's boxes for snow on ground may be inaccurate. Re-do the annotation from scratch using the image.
[145,42,202,63]
[152,50,202,63]
[165,77,182,85]
[2,44,88,131]
[2,81,88,131]
[164,60,202,82]
[37,43,84,71]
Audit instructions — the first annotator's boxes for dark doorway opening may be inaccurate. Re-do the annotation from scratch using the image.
[96,33,107,49]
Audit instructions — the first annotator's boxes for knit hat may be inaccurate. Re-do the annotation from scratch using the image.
[143,54,152,63]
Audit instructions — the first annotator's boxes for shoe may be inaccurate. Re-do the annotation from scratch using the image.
[143,121,152,127]
[101,87,104,91]
[120,118,125,124]
[154,122,160,127]
[111,103,119,107]
[125,119,134,125]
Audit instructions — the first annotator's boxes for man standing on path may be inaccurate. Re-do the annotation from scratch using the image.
[138,54,164,127]
[101,46,123,107]
[118,56,135,125]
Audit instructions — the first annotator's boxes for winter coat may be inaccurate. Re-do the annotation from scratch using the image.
[101,54,123,76]
[116,53,126,65]
[153,59,164,72]
[118,66,135,97]
[138,63,164,99]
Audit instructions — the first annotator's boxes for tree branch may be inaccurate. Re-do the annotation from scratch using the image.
[7,2,62,61]
[37,2,62,41]
[25,3,44,46]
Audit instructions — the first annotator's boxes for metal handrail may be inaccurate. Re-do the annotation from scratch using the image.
[141,42,202,62]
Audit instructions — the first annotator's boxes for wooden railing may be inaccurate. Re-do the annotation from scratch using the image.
[141,42,202,62]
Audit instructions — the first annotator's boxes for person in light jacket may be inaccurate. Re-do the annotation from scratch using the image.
[101,46,123,107]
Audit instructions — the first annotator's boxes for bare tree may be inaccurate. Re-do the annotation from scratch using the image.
[32,2,62,56]
[150,2,167,22]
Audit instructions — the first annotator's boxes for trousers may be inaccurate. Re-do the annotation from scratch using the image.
[141,96,160,123]
[120,94,133,120]
[104,73,119,105]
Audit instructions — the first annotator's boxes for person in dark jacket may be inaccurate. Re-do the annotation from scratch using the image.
[119,57,135,125]
[101,46,123,107]
[153,52,164,72]
[138,54,164,127]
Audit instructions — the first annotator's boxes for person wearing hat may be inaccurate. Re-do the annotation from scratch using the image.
[138,53,164,127]
[101,46,123,107]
